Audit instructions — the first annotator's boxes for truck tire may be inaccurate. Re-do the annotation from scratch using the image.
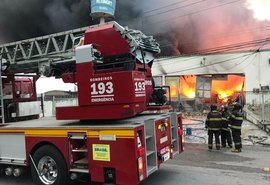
[31,145,69,185]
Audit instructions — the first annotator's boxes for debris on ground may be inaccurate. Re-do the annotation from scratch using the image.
[182,112,270,146]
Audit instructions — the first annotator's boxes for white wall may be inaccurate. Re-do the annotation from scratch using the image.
[43,98,78,117]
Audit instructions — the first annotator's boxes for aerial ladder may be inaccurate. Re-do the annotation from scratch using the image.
[0,26,87,76]
[0,0,171,122]
[0,21,170,122]
[0,26,89,123]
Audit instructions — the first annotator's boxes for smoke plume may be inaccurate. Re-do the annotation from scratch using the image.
[0,0,269,55]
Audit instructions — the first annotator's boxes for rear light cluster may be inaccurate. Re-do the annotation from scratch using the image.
[138,147,145,156]
[138,157,144,181]
[137,131,145,181]
[158,121,169,132]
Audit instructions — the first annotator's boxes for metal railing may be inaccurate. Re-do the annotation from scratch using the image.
[245,91,270,124]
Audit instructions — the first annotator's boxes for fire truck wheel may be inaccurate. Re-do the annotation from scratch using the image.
[31,145,69,185]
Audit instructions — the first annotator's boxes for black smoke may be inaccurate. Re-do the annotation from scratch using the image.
[0,0,269,55]
[0,0,90,43]
[0,0,142,44]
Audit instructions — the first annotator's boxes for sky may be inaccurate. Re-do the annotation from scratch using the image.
[1,0,270,93]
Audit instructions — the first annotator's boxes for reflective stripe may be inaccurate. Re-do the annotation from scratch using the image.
[230,125,241,130]
[208,118,222,121]
[231,115,243,120]
[235,142,241,145]
[208,128,221,131]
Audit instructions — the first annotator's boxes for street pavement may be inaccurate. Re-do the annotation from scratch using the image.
[0,143,270,185]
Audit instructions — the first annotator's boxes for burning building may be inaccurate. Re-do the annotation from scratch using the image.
[161,73,245,111]
[152,50,270,111]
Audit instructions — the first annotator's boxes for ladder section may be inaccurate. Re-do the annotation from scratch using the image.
[170,113,180,157]
[0,27,88,74]
[144,119,158,176]
[68,133,89,173]
[0,54,4,124]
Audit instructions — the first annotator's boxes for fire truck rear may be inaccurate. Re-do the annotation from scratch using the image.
[0,113,183,185]
[0,21,184,185]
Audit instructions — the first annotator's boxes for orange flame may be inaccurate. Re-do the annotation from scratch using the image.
[183,88,196,99]
[212,75,244,103]
[170,85,178,98]
[180,76,196,99]
[217,89,234,103]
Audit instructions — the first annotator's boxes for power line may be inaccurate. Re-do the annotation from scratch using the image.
[195,41,269,53]
[234,52,258,72]
[257,36,270,51]
[163,24,270,48]
[133,1,270,55]
[156,35,270,71]
[154,51,257,75]
[145,0,241,26]
[143,0,190,14]
[159,34,270,54]
[144,0,206,18]
[190,38,270,54]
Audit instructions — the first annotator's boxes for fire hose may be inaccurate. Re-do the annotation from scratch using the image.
[243,135,270,146]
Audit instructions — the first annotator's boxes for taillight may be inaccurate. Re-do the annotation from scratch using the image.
[182,135,185,144]
[158,120,169,132]
[138,157,144,181]
[137,130,144,181]
[178,128,183,136]
[138,147,145,156]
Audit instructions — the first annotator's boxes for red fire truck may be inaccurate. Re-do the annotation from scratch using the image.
[0,22,183,185]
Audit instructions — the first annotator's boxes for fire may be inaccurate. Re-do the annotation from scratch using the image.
[212,75,244,103]
[170,85,178,98]
[217,89,234,103]
[165,77,179,100]
[183,88,195,99]
[246,0,270,21]
[180,76,196,99]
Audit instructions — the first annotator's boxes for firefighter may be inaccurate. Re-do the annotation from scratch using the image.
[205,104,222,150]
[229,103,243,153]
[220,106,232,148]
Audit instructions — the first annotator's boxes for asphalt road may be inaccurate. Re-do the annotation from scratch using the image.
[1,143,270,185]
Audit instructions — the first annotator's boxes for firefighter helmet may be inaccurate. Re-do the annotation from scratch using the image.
[233,103,242,110]
[210,104,217,111]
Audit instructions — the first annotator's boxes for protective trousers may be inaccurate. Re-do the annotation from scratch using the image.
[231,129,242,149]
[208,130,220,149]
[221,130,232,147]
